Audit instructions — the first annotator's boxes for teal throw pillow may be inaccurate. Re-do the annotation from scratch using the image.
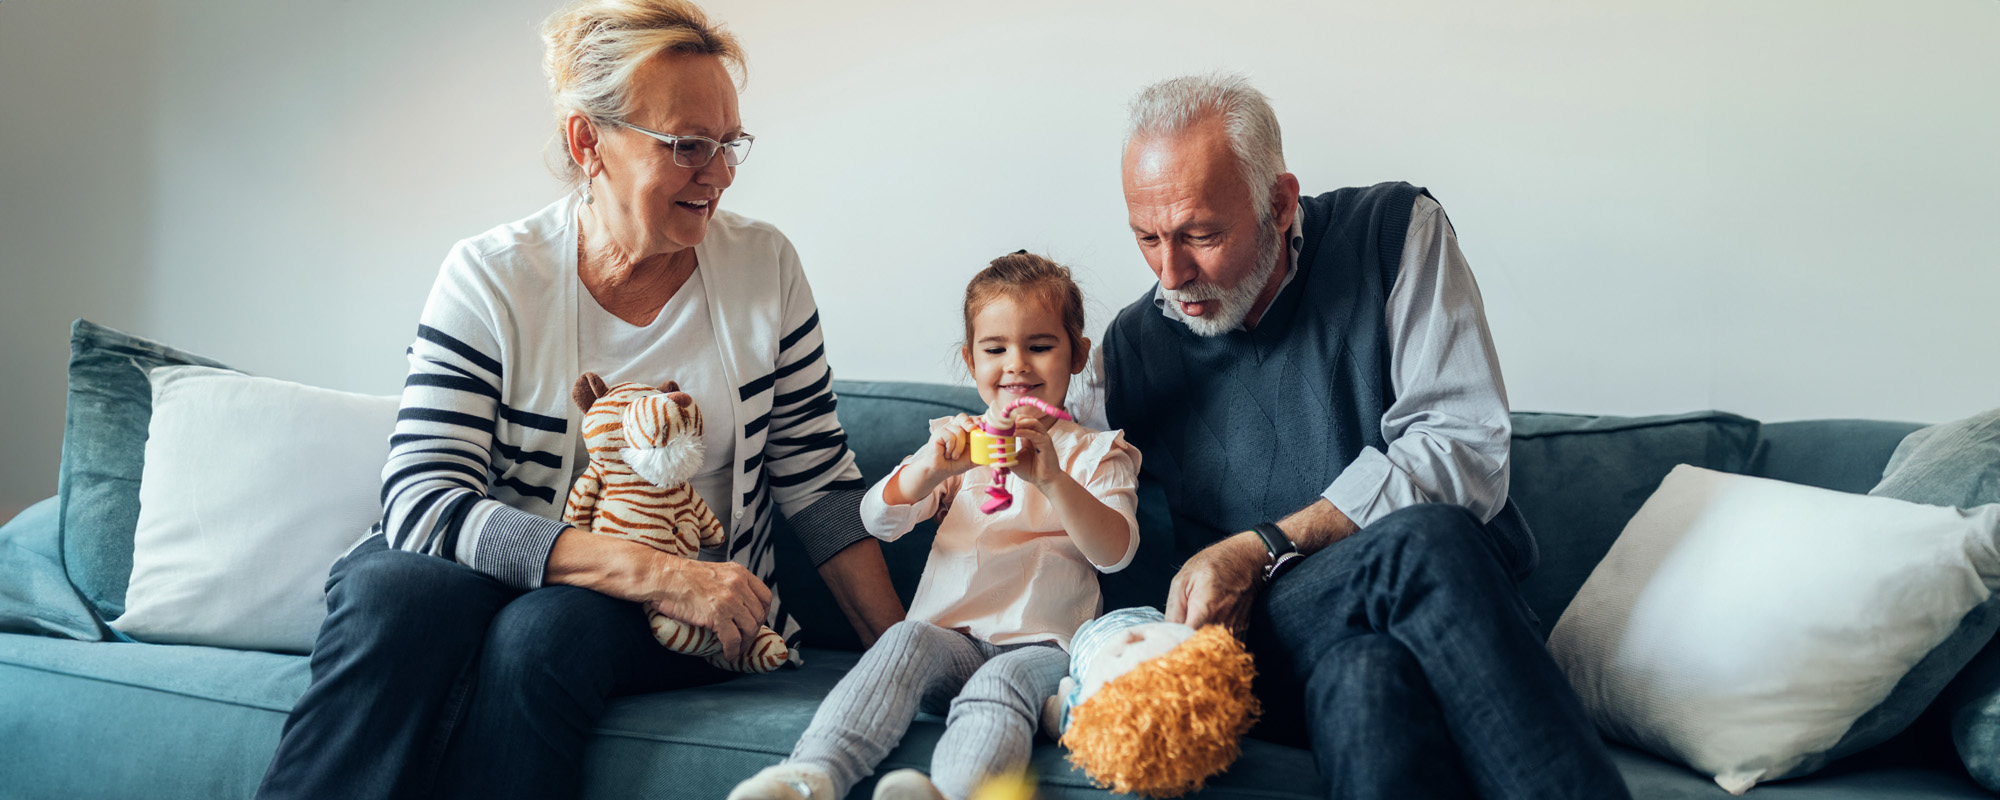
[56,319,235,625]
[0,496,104,639]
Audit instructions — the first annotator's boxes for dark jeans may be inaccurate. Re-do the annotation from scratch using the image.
[1244,503,1630,800]
[254,535,732,800]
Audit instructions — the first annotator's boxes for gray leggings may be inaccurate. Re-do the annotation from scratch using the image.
[789,620,1068,800]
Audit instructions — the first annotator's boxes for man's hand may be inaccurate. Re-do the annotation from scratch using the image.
[1166,531,1268,636]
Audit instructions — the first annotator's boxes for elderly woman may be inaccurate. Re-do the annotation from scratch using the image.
[253,2,903,798]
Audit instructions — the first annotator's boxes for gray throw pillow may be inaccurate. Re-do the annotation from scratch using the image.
[1872,408,2000,792]
[1871,407,2000,509]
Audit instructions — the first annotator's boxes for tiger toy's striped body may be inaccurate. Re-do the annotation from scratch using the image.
[564,373,790,674]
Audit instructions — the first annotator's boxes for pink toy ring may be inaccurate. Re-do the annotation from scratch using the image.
[977,397,1074,514]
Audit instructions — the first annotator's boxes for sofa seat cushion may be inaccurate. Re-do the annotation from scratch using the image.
[0,630,310,713]
[0,633,305,800]
[1608,744,1990,799]
[2,632,1984,800]
[581,647,1325,800]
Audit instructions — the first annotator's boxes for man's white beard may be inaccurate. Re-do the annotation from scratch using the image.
[1161,221,1284,338]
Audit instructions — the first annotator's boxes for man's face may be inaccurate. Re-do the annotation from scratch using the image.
[1122,118,1287,336]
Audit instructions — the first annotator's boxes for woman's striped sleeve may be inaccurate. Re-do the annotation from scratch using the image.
[760,238,869,566]
[377,245,566,589]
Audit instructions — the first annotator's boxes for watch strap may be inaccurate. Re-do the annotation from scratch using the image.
[1251,522,1302,582]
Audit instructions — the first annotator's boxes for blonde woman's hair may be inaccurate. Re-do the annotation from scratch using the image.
[541,0,745,185]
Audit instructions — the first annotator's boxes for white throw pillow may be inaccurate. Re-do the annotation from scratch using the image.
[1549,464,2000,795]
[110,365,396,653]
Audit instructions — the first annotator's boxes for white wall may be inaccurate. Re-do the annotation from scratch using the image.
[2,0,1996,518]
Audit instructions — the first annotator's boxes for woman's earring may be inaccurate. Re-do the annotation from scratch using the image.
[582,176,595,205]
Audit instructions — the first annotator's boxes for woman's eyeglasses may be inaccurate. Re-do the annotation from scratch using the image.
[609,120,754,169]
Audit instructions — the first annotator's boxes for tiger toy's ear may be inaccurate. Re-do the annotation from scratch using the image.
[572,372,610,413]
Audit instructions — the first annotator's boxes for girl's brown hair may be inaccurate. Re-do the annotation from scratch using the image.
[962,251,1088,368]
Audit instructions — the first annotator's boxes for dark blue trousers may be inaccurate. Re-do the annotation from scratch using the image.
[1244,503,1630,800]
[254,535,732,800]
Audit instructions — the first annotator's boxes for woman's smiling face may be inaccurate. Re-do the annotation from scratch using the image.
[963,294,1079,415]
[591,52,740,256]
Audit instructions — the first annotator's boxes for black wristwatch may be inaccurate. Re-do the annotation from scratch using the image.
[1251,522,1304,582]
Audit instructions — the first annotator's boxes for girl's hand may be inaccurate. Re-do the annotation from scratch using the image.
[1008,416,1065,489]
[922,414,980,478]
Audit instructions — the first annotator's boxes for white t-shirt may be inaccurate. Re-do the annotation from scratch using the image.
[574,267,737,562]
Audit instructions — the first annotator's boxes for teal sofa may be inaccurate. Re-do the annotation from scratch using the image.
[1,378,1990,799]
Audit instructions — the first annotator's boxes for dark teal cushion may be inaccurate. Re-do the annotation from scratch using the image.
[1507,411,1761,638]
[0,497,102,639]
[1753,419,1926,493]
[57,319,235,625]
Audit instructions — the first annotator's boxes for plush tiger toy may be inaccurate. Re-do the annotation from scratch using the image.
[564,372,790,674]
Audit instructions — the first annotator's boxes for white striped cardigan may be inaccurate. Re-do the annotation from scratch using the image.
[374,194,869,656]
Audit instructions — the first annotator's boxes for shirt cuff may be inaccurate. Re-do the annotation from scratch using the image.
[788,489,873,566]
[859,463,938,543]
[1322,448,1398,531]
[475,503,567,590]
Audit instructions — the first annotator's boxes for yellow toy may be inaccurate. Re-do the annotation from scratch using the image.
[1044,607,1260,797]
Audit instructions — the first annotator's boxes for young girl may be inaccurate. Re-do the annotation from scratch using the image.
[729,253,1142,800]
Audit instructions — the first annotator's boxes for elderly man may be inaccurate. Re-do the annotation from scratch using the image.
[1071,74,1631,799]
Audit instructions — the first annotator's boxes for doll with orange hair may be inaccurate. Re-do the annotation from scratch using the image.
[1046,606,1262,798]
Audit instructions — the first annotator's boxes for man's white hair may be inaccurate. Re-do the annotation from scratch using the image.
[1124,72,1288,227]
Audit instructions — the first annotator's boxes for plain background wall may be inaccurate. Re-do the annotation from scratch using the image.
[2,0,1996,521]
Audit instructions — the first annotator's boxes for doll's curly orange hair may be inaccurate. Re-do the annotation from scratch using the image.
[1060,625,1261,797]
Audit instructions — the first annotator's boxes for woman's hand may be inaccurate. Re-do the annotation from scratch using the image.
[546,530,772,662]
[642,556,773,664]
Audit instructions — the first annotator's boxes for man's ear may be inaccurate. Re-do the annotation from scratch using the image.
[1071,336,1092,374]
[1271,172,1301,233]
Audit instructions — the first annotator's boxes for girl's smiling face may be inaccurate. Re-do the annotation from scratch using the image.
[963,294,1089,415]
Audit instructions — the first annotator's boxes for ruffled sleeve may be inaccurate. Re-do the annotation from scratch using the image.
[858,416,963,542]
[1057,422,1142,573]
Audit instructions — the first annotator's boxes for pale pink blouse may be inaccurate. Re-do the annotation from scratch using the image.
[860,417,1142,650]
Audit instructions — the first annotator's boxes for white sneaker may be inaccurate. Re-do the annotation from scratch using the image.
[728,763,836,800]
[872,768,946,800]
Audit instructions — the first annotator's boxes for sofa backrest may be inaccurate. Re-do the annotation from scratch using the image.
[772,382,1922,650]
[1751,419,1923,493]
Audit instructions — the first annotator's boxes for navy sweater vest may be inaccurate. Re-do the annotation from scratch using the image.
[1105,181,1526,561]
